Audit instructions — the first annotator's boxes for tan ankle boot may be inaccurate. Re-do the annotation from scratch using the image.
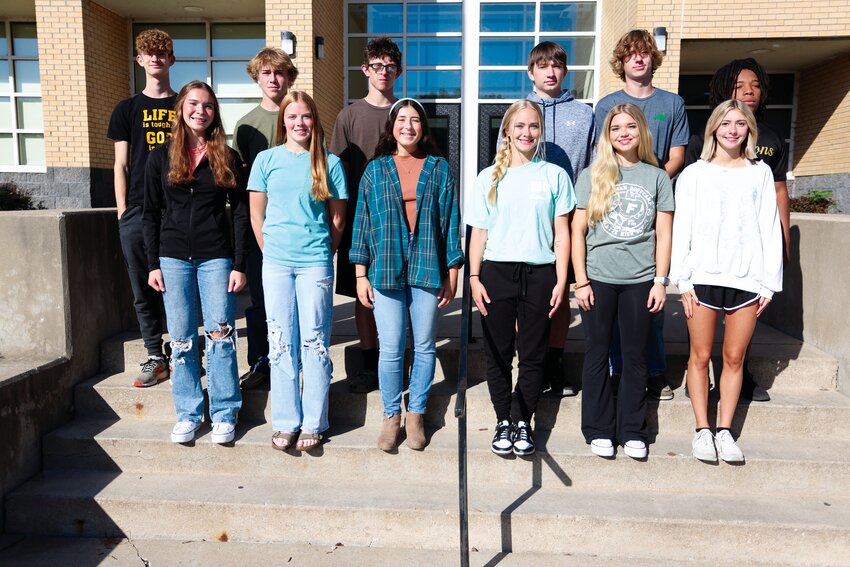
[377,414,401,451]
[405,412,426,450]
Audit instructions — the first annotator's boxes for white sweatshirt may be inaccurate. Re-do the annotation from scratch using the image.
[670,159,783,299]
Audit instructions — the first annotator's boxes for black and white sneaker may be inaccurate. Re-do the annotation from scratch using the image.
[491,420,514,455]
[513,421,535,456]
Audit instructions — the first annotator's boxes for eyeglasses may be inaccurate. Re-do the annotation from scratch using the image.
[366,62,399,74]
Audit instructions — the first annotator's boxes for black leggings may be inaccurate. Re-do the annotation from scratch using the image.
[480,261,555,423]
[580,279,653,443]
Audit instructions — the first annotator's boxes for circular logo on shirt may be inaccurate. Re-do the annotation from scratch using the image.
[600,183,653,240]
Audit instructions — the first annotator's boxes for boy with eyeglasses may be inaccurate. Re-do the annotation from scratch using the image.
[331,37,402,393]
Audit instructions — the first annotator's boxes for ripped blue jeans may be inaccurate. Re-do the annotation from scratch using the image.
[160,257,241,425]
[263,260,334,434]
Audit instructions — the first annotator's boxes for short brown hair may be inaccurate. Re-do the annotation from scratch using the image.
[527,41,567,71]
[362,37,402,70]
[135,29,173,56]
[246,47,299,84]
[609,29,663,82]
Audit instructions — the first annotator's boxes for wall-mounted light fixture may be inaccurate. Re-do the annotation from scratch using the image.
[653,27,668,53]
[280,31,296,56]
[315,36,325,60]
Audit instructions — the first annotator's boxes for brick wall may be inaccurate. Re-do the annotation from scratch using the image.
[794,52,850,177]
[266,1,314,95]
[312,0,343,135]
[598,0,635,97]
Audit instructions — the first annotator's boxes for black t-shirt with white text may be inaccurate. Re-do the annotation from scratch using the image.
[684,121,788,182]
[107,93,177,206]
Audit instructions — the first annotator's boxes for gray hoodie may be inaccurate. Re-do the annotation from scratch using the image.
[526,89,594,183]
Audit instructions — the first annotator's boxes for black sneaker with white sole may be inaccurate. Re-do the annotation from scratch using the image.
[512,421,535,456]
[491,420,514,455]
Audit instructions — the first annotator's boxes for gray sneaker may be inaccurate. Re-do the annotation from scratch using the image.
[648,375,674,400]
[133,356,169,388]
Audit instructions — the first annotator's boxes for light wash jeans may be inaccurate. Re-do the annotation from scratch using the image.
[372,286,440,416]
[160,257,241,425]
[263,261,334,434]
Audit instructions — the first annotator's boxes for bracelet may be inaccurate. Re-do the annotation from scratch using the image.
[356,275,368,279]
[469,274,479,278]
[574,281,591,289]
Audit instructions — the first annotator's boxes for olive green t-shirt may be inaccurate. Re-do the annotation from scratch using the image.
[233,105,278,171]
[575,161,674,285]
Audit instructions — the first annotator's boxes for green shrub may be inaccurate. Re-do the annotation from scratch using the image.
[0,182,44,211]
[790,189,836,214]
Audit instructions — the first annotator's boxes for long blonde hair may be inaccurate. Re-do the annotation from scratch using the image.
[700,99,759,162]
[587,104,657,225]
[274,91,332,201]
[488,100,545,205]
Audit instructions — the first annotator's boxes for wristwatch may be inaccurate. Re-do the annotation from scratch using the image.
[653,276,670,286]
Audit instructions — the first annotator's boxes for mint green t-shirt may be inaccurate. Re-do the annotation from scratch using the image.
[248,146,348,267]
[466,160,576,265]
[575,161,674,284]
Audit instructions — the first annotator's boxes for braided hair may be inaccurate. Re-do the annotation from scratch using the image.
[708,58,770,117]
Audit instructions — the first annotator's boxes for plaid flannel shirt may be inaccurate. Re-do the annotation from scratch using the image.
[349,154,463,290]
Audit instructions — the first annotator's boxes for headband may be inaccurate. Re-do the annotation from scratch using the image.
[388,97,427,118]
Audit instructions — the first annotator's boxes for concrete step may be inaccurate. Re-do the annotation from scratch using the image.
[75,370,850,439]
[0,535,726,567]
[42,417,850,497]
[6,470,850,564]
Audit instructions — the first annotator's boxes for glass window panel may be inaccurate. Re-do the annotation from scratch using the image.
[19,133,44,165]
[348,4,403,34]
[0,134,13,165]
[480,37,535,66]
[479,70,530,99]
[540,3,596,33]
[407,3,462,33]
[429,115,450,159]
[407,38,462,66]
[211,23,264,58]
[539,36,596,66]
[684,109,710,141]
[0,61,9,94]
[136,60,207,94]
[564,69,593,99]
[0,97,11,130]
[212,61,259,96]
[769,73,795,105]
[219,98,261,134]
[348,37,403,67]
[14,60,40,93]
[677,75,711,106]
[488,115,503,164]
[480,3,535,33]
[133,24,206,57]
[16,97,42,130]
[11,23,38,56]
[0,25,7,57]
[407,70,461,98]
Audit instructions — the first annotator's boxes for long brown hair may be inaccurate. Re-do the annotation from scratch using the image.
[374,98,441,157]
[274,91,331,201]
[168,81,236,188]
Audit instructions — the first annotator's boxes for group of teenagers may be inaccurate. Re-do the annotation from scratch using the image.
[111,28,783,464]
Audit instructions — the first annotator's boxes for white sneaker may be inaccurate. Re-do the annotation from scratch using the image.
[211,422,236,444]
[171,421,201,443]
[692,429,718,462]
[623,440,647,459]
[590,438,615,457]
[714,429,744,462]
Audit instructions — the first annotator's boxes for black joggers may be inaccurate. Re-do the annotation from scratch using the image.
[580,279,653,444]
[480,261,556,424]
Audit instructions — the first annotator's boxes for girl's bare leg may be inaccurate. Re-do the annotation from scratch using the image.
[717,303,758,429]
[686,304,717,429]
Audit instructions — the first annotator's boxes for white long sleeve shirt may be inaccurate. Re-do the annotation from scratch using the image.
[671,159,782,299]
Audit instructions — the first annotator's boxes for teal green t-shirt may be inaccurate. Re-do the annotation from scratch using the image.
[247,146,348,267]
[575,161,674,284]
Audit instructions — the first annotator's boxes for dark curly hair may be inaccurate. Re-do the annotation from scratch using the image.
[708,58,770,116]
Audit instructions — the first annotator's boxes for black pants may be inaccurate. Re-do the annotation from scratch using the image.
[244,229,269,366]
[580,279,652,444]
[480,261,555,423]
[118,205,164,357]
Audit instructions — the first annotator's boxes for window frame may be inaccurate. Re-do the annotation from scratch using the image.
[0,20,45,173]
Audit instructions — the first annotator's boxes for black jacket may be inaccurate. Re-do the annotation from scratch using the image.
[143,142,249,272]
